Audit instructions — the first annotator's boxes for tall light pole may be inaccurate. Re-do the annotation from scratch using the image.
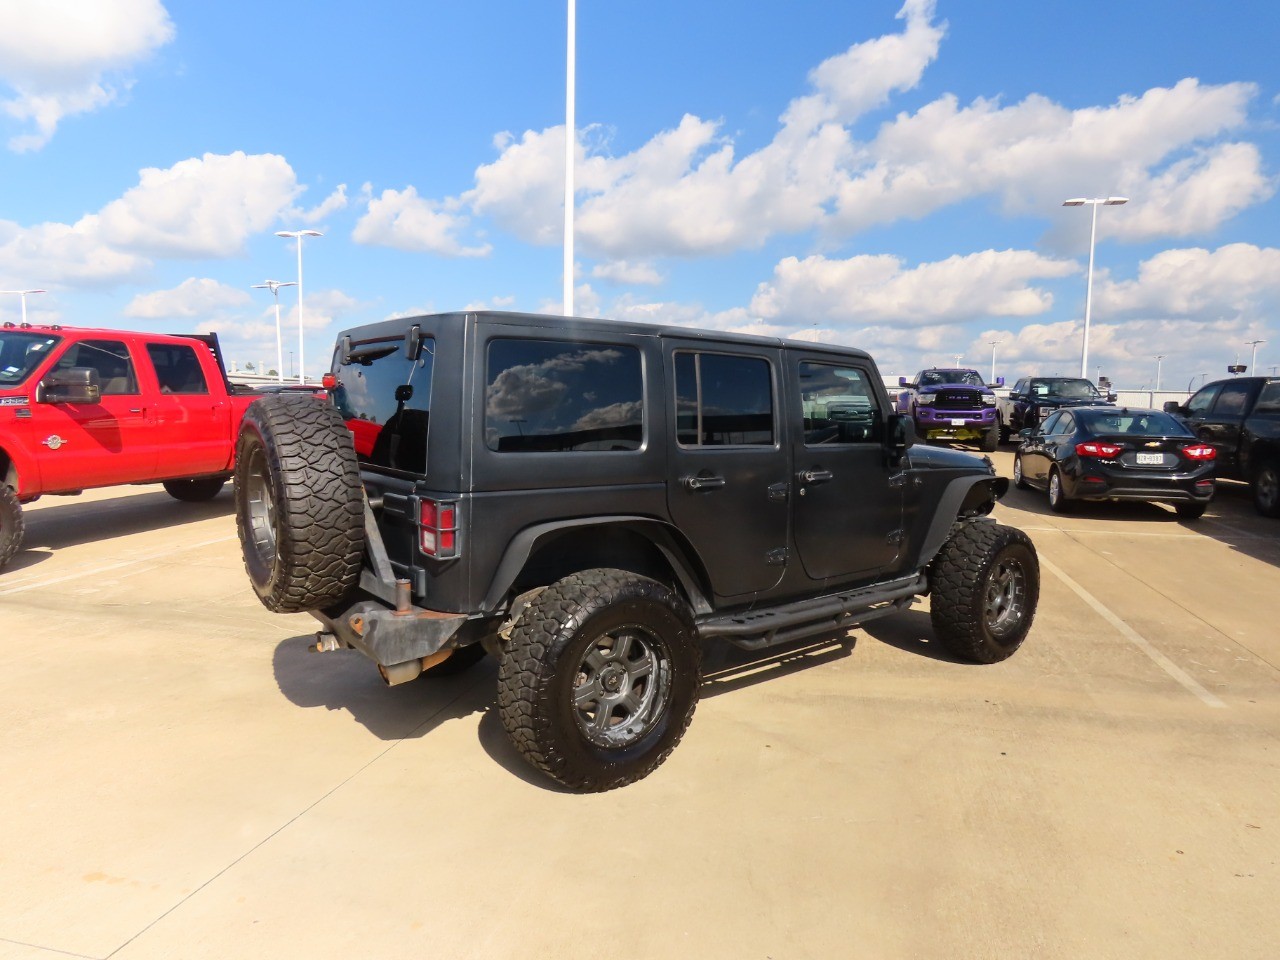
[1154,355,1165,392]
[1063,197,1128,379]
[563,0,576,316]
[252,280,297,383]
[988,340,1002,385]
[0,289,46,324]
[952,354,963,366]
[1246,339,1266,373]
[275,230,322,383]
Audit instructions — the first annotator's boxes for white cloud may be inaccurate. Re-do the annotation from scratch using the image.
[123,277,251,319]
[0,0,174,151]
[352,186,490,257]
[592,260,664,286]
[0,152,303,287]
[97,152,300,257]
[1099,243,1280,319]
[751,249,1078,325]
[292,184,349,225]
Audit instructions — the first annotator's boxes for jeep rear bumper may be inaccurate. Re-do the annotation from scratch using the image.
[310,599,469,667]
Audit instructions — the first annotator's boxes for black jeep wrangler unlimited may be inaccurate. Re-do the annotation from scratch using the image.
[235,311,1039,791]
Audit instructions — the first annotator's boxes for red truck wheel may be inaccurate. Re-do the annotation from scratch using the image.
[0,485,22,571]
[234,396,364,612]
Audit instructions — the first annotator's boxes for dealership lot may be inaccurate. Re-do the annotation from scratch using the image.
[2,449,1277,960]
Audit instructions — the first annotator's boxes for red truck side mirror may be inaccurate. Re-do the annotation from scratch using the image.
[37,367,101,405]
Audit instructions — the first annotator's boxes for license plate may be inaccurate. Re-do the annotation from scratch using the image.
[949,418,966,426]
[1136,453,1163,465]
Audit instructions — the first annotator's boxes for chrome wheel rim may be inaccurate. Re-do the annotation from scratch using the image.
[1013,457,1022,485]
[985,556,1027,639]
[572,627,671,749]
[1049,472,1062,506]
[246,451,278,564]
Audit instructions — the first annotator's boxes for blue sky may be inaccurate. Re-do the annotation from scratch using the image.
[1,0,1278,390]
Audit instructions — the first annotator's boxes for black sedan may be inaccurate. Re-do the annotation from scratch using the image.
[1013,407,1216,518]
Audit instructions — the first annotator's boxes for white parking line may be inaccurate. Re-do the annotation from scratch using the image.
[1038,555,1226,709]
[0,535,236,598]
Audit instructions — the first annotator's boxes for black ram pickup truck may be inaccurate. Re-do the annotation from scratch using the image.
[997,376,1114,442]
[1165,376,1280,516]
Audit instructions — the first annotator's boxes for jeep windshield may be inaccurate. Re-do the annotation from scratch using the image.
[921,369,984,387]
[0,331,61,387]
[1029,378,1102,400]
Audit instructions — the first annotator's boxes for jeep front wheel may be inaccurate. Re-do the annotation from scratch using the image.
[497,569,700,792]
[234,396,364,613]
[929,521,1039,664]
[0,485,23,571]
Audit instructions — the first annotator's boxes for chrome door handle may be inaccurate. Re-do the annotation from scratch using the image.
[683,475,726,491]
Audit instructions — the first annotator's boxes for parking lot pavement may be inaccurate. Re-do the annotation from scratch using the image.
[2,469,1277,960]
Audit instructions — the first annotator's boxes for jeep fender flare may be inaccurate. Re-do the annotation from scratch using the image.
[909,474,1009,571]
[481,516,713,617]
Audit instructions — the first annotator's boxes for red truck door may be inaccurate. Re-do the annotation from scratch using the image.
[143,340,233,478]
[34,337,156,490]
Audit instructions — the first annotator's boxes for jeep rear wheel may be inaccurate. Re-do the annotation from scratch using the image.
[497,569,700,792]
[162,477,226,502]
[234,396,364,613]
[0,485,22,571]
[929,521,1039,663]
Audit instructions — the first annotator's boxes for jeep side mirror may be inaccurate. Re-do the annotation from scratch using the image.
[898,376,909,388]
[38,367,101,405]
[886,412,914,458]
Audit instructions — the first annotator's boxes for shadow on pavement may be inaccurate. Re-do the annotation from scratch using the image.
[699,631,857,697]
[20,489,235,551]
[272,634,494,742]
[858,607,973,664]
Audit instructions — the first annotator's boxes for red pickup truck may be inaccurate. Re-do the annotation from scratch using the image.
[1,323,260,569]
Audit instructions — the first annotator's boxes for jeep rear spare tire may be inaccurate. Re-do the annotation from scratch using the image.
[497,569,700,792]
[929,521,1039,664]
[234,396,364,613]
[0,485,22,571]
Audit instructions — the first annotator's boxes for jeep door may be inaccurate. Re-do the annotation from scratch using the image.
[34,337,155,490]
[663,341,789,600]
[789,353,904,580]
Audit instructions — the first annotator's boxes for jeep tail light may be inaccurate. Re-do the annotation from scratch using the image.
[1075,441,1123,458]
[419,498,459,558]
[1182,444,1216,461]
[322,373,337,389]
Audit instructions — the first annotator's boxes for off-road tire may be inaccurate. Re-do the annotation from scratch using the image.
[1012,454,1030,490]
[1047,468,1071,513]
[998,414,1011,445]
[930,521,1039,664]
[162,477,226,502]
[1176,502,1207,520]
[0,485,22,571]
[980,426,999,452]
[1252,459,1280,518]
[497,569,700,792]
[234,396,364,613]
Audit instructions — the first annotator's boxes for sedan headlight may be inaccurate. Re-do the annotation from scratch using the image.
[917,394,936,405]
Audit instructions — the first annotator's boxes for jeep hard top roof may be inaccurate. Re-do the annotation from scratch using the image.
[335,310,874,362]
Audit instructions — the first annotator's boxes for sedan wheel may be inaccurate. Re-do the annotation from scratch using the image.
[1047,469,1071,513]
[1012,454,1029,490]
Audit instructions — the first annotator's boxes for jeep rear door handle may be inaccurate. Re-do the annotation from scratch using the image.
[799,469,833,484]
[682,474,726,491]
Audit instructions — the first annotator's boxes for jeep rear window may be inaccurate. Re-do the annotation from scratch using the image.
[675,352,774,446]
[331,338,434,475]
[485,338,643,452]
[0,332,61,386]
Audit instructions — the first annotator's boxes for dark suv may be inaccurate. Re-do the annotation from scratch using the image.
[235,311,1039,791]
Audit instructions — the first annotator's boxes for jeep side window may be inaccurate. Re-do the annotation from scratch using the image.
[799,362,880,444]
[675,351,773,446]
[147,343,209,394]
[54,339,137,395]
[485,338,643,452]
[332,336,435,474]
